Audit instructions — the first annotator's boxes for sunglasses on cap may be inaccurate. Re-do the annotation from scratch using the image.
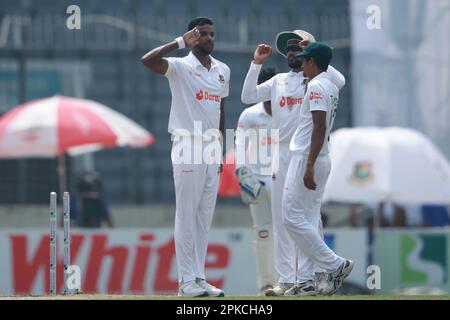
[285,44,302,53]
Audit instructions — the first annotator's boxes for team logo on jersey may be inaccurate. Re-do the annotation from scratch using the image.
[218,74,225,84]
[279,96,303,109]
[195,89,221,103]
[348,160,374,186]
[309,91,323,101]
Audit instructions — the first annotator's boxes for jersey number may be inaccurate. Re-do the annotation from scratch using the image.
[328,95,339,141]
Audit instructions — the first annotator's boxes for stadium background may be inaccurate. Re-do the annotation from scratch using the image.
[0,0,351,204]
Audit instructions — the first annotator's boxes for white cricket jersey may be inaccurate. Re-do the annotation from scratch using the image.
[164,51,230,138]
[241,62,345,145]
[235,102,274,176]
[290,72,339,155]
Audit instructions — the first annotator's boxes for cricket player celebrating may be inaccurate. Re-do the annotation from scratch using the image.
[141,17,230,297]
[241,30,345,296]
[283,42,353,295]
[235,68,278,294]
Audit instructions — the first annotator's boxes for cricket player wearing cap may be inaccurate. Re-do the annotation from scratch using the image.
[241,30,346,296]
[141,17,230,297]
[236,68,278,294]
[283,42,354,295]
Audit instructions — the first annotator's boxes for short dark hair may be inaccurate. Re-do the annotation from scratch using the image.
[305,57,329,72]
[258,67,277,84]
[187,17,214,31]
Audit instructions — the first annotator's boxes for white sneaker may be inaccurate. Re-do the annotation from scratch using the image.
[315,272,328,295]
[196,279,225,297]
[284,281,317,296]
[178,281,208,297]
[321,259,354,295]
[265,283,294,296]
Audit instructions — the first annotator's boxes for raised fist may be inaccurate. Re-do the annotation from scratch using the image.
[253,44,272,65]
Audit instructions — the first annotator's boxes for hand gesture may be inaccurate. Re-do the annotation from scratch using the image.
[253,44,272,64]
[183,28,200,48]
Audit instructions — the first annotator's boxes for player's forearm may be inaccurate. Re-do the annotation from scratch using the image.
[241,62,263,104]
[326,65,346,90]
[141,42,178,70]
[307,125,326,167]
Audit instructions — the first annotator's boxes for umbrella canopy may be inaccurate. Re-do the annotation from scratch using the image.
[323,127,450,205]
[0,96,154,157]
[0,96,155,198]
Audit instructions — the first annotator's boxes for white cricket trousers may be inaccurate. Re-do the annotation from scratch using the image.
[171,138,220,284]
[283,154,344,273]
[249,176,276,290]
[273,143,324,283]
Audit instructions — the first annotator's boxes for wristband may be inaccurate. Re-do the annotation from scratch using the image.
[175,36,185,49]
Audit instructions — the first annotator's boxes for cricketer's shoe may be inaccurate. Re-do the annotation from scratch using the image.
[284,280,317,296]
[314,272,328,295]
[321,259,354,295]
[259,284,273,296]
[196,278,225,297]
[178,281,208,297]
[265,283,294,296]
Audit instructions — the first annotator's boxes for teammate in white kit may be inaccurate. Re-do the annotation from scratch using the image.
[235,68,278,294]
[141,17,230,297]
[283,42,353,295]
[241,30,346,296]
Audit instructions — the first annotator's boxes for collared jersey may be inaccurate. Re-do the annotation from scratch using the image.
[235,102,274,176]
[165,51,230,137]
[290,72,339,155]
[241,62,344,145]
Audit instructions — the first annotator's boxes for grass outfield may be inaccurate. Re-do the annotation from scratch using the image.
[2,294,450,300]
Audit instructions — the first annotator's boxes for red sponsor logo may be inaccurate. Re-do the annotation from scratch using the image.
[279,96,303,108]
[196,90,221,103]
[287,97,303,106]
[10,233,229,295]
[309,91,323,101]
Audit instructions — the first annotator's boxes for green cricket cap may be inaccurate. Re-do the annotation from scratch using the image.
[295,41,333,67]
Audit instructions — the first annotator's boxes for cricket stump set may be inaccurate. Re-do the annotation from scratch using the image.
[49,191,71,295]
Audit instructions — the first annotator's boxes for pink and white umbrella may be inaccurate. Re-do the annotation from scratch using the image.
[0,96,155,195]
[0,95,154,157]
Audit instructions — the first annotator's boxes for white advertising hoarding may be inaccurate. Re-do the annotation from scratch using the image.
[0,228,367,295]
